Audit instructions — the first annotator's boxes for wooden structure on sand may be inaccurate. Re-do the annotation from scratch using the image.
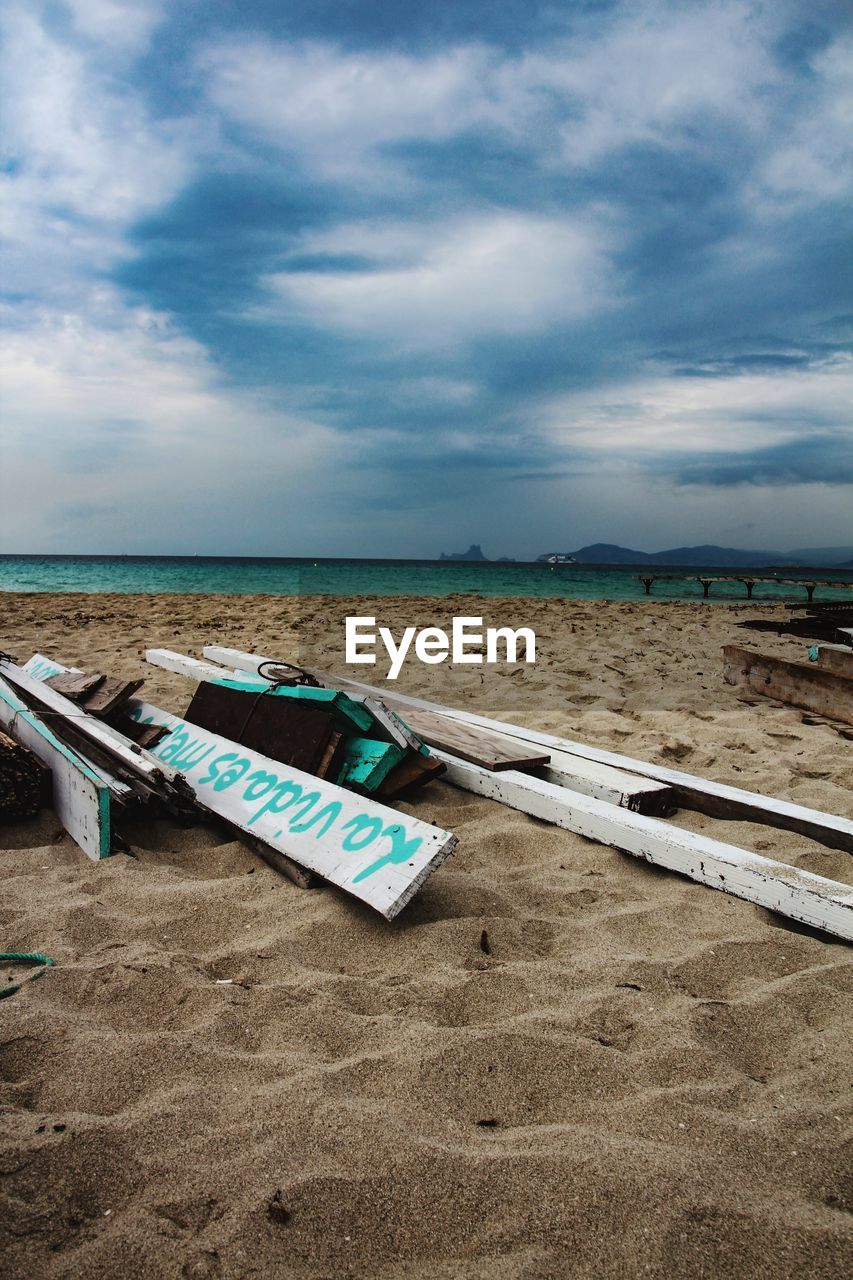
[636,574,853,601]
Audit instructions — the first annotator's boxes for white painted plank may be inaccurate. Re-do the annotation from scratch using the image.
[542,748,675,816]
[204,645,268,676]
[123,699,457,919]
[23,654,82,679]
[430,751,853,942]
[0,675,111,860]
[145,649,252,683]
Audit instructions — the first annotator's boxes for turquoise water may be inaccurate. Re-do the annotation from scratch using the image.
[2,555,852,602]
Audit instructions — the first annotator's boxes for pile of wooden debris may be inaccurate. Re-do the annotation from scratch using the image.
[1,643,851,940]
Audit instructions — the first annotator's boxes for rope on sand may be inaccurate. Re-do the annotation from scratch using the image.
[0,952,55,1000]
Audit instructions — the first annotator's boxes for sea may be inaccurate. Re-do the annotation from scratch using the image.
[1,555,852,603]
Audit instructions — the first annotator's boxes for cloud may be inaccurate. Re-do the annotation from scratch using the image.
[265,210,618,347]
[0,291,348,551]
[0,1,197,303]
[199,38,507,181]
[2,1,851,556]
[539,353,853,468]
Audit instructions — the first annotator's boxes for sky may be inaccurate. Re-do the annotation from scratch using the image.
[1,0,851,559]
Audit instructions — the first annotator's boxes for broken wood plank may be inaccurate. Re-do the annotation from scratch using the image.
[275,666,853,854]
[542,749,676,816]
[431,751,853,942]
[44,671,105,700]
[82,676,145,716]
[377,752,447,800]
[119,698,457,919]
[1,659,193,816]
[723,645,853,726]
[0,675,112,859]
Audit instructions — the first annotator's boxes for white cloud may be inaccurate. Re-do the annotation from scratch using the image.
[539,354,853,457]
[755,32,853,208]
[199,3,851,217]
[200,39,505,180]
[265,211,617,347]
[0,2,198,305]
[0,293,345,551]
[63,0,167,53]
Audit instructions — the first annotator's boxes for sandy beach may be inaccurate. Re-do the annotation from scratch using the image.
[1,592,851,1279]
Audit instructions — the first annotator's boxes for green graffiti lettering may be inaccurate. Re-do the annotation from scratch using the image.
[290,800,342,837]
[352,823,424,883]
[212,757,251,792]
[248,780,303,826]
[341,815,384,851]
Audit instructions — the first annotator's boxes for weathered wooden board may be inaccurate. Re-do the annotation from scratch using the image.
[83,676,145,716]
[144,649,246,683]
[0,675,112,860]
[723,645,853,726]
[185,681,339,776]
[386,705,550,771]
[45,671,105,700]
[377,752,447,799]
[542,749,676,816]
[812,645,853,678]
[123,698,457,919]
[281,668,853,854]
[432,751,853,942]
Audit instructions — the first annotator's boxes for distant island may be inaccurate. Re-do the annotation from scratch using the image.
[439,544,488,561]
[439,543,853,568]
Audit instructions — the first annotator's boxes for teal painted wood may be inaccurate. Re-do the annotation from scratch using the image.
[210,678,375,733]
[336,737,406,793]
[0,676,112,860]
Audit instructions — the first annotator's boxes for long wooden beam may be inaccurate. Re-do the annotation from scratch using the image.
[430,751,853,942]
[723,645,853,726]
[0,675,112,860]
[812,645,853,678]
[203,647,853,853]
[204,647,676,812]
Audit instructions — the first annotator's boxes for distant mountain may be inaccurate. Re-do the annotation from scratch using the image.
[568,543,780,566]
[439,544,488,561]
[787,546,853,565]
